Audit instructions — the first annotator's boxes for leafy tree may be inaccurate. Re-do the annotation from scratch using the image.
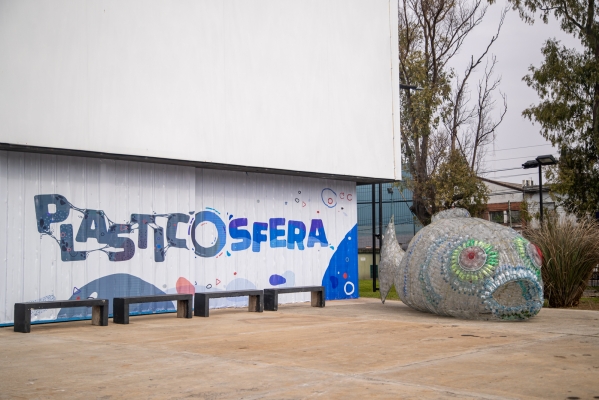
[512,0,599,215]
[431,151,490,216]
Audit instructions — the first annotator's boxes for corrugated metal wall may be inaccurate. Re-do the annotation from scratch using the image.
[0,151,358,325]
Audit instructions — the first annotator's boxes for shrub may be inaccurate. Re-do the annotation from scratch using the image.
[524,215,599,307]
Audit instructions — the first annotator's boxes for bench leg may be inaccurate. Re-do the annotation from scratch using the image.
[248,295,263,313]
[14,304,31,333]
[91,305,108,326]
[264,290,278,311]
[177,299,192,319]
[194,294,209,317]
[311,290,325,307]
[113,298,129,324]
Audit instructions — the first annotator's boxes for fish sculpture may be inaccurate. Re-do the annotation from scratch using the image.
[379,208,544,321]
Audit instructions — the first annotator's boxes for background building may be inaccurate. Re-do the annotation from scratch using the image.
[480,177,562,230]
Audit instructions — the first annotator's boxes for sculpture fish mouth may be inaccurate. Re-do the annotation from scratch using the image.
[483,269,543,320]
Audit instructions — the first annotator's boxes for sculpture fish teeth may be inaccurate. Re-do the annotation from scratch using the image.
[379,208,544,321]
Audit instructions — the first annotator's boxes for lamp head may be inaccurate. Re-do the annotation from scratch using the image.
[399,83,424,91]
[522,160,539,169]
[536,154,557,166]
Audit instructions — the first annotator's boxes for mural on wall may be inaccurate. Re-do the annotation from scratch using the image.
[35,195,330,263]
[379,208,544,321]
[0,151,358,325]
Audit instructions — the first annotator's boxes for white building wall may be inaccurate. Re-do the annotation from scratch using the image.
[0,0,401,180]
[524,190,570,228]
[485,181,523,204]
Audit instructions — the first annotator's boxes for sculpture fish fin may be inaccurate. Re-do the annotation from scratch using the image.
[378,216,404,303]
[431,208,471,222]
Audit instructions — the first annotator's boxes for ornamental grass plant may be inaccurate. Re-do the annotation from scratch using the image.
[524,215,599,308]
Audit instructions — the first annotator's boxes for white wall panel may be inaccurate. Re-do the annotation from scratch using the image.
[0,152,358,325]
[0,0,401,180]
[0,152,9,320]
[6,153,25,320]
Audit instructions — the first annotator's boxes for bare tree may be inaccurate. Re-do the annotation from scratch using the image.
[400,0,508,224]
[445,8,507,154]
[468,57,508,171]
[451,57,508,174]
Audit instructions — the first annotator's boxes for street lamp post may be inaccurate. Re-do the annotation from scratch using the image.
[522,154,558,224]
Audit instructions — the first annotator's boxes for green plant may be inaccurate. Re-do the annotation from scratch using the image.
[524,215,599,307]
[520,200,533,224]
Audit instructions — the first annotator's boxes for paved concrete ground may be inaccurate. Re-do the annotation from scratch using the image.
[1,298,598,399]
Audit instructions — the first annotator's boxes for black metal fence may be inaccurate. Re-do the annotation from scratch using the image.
[589,265,599,287]
[357,183,423,250]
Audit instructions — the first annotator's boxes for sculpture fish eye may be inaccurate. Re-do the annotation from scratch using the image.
[458,245,487,271]
[514,237,542,275]
[450,239,498,282]
[527,242,543,268]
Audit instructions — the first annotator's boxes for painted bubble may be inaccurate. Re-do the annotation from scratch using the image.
[176,277,195,295]
[269,274,287,286]
[321,188,337,208]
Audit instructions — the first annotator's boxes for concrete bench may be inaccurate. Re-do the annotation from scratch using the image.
[14,299,109,333]
[264,286,325,311]
[113,294,192,324]
[194,290,263,317]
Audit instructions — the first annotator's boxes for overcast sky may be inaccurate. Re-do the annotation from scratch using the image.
[445,0,581,184]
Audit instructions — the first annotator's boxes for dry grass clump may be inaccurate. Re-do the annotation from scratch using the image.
[525,215,599,308]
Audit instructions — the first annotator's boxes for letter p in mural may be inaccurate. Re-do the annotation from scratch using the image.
[35,194,71,233]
